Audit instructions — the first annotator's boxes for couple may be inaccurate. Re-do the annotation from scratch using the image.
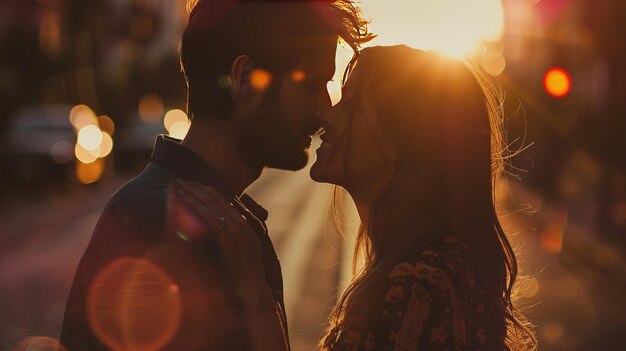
[60,1,536,350]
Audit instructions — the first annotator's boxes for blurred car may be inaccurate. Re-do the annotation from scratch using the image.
[114,116,166,171]
[0,105,75,184]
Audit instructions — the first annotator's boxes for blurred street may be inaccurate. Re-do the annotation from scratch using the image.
[1,140,624,350]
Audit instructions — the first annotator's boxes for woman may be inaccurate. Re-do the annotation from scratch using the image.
[178,45,537,350]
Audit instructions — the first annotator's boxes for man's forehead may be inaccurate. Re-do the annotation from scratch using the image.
[297,36,337,76]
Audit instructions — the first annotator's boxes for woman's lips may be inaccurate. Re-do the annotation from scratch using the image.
[319,130,334,149]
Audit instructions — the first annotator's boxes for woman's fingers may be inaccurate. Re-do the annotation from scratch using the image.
[178,181,241,223]
[176,180,267,299]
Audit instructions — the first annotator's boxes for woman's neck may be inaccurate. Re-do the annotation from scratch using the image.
[346,178,389,230]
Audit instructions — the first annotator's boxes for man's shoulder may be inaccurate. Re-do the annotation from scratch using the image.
[83,163,179,263]
[104,163,175,227]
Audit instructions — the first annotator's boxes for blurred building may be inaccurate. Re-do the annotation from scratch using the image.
[500,0,626,249]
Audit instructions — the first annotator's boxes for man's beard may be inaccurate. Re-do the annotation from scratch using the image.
[234,109,311,171]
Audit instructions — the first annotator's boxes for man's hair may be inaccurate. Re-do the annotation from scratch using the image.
[180,0,373,120]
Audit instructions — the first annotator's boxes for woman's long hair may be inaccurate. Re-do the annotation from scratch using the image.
[320,46,537,351]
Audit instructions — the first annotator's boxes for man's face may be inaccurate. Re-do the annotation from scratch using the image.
[235,36,337,171]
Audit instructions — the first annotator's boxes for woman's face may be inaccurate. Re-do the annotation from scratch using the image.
[310,64,395,191]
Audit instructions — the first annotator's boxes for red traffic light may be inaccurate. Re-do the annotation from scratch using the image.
[544,67,572,98]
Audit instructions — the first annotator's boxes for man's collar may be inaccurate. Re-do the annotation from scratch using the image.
[151,134,268,221]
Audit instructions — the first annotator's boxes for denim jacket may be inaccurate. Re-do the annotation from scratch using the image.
[60,135,288,350]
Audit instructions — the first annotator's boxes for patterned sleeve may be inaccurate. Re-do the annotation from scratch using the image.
[358,258,469,351]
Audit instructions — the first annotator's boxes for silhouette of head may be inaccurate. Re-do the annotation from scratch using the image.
[181,0,373,170]
[313,46,494,215]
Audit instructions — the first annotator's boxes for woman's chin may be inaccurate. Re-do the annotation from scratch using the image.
[310,161,333,184]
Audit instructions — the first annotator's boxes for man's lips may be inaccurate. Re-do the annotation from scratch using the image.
[318,128,333,149]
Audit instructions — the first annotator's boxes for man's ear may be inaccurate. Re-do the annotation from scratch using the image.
[230,55,255,104]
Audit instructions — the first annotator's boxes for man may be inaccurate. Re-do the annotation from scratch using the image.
[60,0,372,350]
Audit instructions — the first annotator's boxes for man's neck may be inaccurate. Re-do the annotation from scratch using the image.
[181,120,262,196]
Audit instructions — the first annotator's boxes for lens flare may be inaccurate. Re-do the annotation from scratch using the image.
[11,336,67,351]
[88,258,182,351]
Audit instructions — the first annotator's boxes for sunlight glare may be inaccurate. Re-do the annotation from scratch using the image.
[360,0,505,58]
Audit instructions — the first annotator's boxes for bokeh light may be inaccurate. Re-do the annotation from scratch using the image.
[76,158,105,184]
[481,51,507,76]
[75,143,100,164]
[69,104,99,130]
[291,70,306,82]
[138,94,165,124]
[541,209,568,253]
[87,258,182,351]
[164,109,190,139]
[249,69,272,92]
[77,125,103,151]
[50,141,74,164]
[519,277,540,298]
[163,109,188,132]
[541,321,565,341]
[98,115,116,136]
[98,132,114,158]
[544,67,572,98]
[168,121,191,140]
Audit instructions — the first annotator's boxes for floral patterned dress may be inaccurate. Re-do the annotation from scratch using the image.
[335,237,489,351]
